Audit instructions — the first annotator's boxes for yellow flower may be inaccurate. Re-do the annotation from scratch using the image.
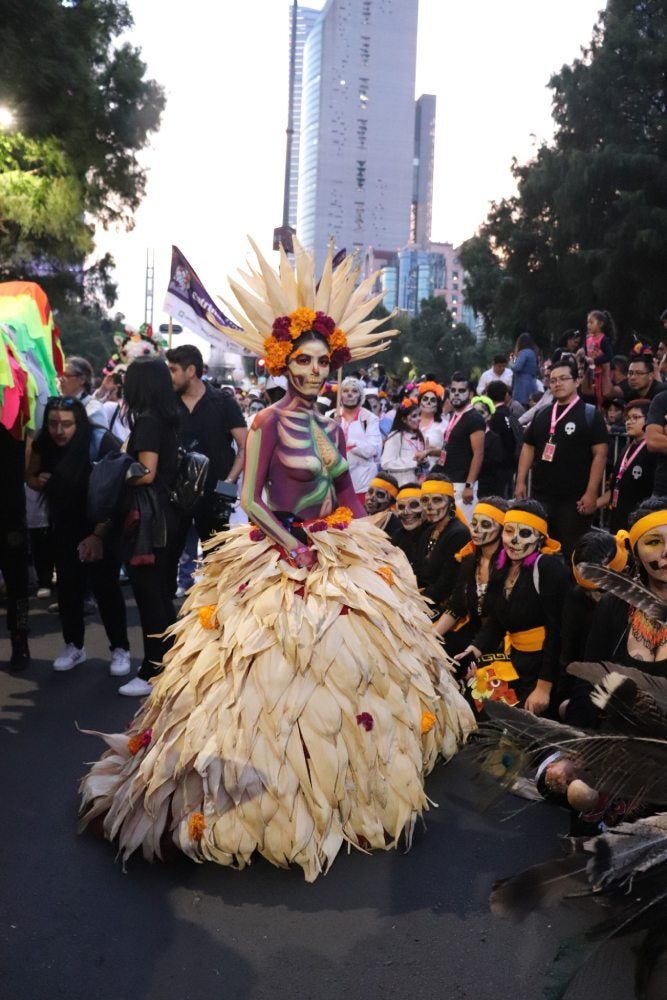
[376,566,394,586]
[263,336,293,376]
[289,307,317,337]
[198,605,218,630]
[329,327,347,351]
[421,711,437,734]
[188,812,205,841]
[325,506,353,527]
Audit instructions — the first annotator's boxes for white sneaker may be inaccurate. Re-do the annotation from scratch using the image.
[109,648,131,677]
[36,587,51,598]
[175,586,187,598]
[53,644,87,672]
[118,676,153,697]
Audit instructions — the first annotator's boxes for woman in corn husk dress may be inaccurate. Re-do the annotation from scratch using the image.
[78,240,475,881]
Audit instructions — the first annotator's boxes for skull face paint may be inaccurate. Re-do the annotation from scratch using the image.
[286,338,331,399]
[341,384,361,408]
[365,485,392,514]
[502,520,541,561]
[420,392,438,413]
[449,382,470,410]
[470,513,502,547]
[635,524,667,585]
[421,492,452,524]
[397,497,422,530]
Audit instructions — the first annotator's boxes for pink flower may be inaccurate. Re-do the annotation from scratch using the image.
[356,712,374,731]
[237,582,249,594]
[249,528,265,541]
[140,728,152,747]
[309,520,328,532]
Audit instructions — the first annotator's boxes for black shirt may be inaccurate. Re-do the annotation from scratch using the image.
[413,517,470,608]
[524,397,608,499]
[646,391,667,495]
[177,384,246,491]
[441,408,486,482]
[622,379,667,403]
[607,438,655,532]
[127,413,179,504]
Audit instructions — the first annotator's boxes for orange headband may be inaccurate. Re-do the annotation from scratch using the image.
[572,530,630,589]
[629,511,667,549]
[504,510,561,555]
[473,502,506,525]
[369,477,398,499]
[421,480,454,497]
[397,487,422,500]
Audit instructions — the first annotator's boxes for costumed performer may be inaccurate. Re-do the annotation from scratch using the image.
[78,238,475,881]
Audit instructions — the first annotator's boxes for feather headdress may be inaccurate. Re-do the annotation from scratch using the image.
[220,238,398,374]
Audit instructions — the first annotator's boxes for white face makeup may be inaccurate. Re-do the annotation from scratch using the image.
[502,520,542,561]
[449,383,469,410]
[341,384,361,408]
[470,513,502,547]
[286,339,331,399]
[420,392,438,413]
[636,524,667,586]
[397,497,422,530]
[366,396,381,415]
[421,491,451,524]
[365,484,392,514]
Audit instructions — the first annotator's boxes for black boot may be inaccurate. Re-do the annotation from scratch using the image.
[10,631,31,671]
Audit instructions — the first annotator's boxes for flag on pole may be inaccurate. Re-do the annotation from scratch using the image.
[163,245,255,356]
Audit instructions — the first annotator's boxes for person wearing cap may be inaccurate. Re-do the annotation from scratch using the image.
[412,473,471,615]
[455,500,569,715]
[327,376,382,503]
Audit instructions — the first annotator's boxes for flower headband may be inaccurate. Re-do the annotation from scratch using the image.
[263,308,349,376]
[418,380,445,399]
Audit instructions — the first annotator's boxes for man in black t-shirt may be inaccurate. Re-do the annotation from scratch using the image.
[167,345,247,544]
[436,372,485,521]
[623,355,667,403]
[516,358,608,559]
[645,389,667,495]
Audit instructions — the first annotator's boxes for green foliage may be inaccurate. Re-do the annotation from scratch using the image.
[461,0,667,353]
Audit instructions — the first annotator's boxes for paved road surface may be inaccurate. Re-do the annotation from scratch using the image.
[0,595,635,1000]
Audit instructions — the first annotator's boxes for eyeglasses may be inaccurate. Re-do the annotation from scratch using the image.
[58,370,81,379]
[549,375,575,384]
[625,414,645,422]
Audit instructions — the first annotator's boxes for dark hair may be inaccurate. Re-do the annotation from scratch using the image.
[492,354,507,365]
[628,355,653,373]
[65,355,95,394]
[660,309,667,322]
[485,379,510,404]
[628,496,667,532]
[423,471,453,485]
[34,398,92,513]
[389,401,424,439]
[550,356,579,380]
[602,395,624,410]
[515,332,536,352]
[374,471,399,491]
[507,497,548,522]
[398,480,421,492]
[166,344,204,378]
[612,354,628,374]
[625,398,650,413]
[588,309,617,339]
[560,329,581,347]
[123,357,180,430]
[572,529,622,568]
[450,371,469,388]
[476,494,509,512]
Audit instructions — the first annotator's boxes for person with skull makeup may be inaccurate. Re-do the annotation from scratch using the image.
[79,240,475,881]
[416,381,446,470]
[433,498,509,657]
[364,473,401,535]
[327,376,382,503]
[390,482,425,564]
[412,474,471,615]
[456,500,569,715]
[434,372,485,523]
[516,356,608,560]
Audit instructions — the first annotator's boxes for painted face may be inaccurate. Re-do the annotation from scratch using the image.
[449,382,469,410]
[421,491,451,524]
[365,484,393,514]
[502,520,541,561]
[636,524,667,585]
[47,410,77,446]
[341,384,361,408]
[286,339,331,399]
[420,391,438,413]
[473,402,491,422]
[397,497,422,530]
[366,396,381,415]
[470,513,502,547]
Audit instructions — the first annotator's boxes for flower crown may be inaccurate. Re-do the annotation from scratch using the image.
[264,307,350,376]
[418,380,445,399]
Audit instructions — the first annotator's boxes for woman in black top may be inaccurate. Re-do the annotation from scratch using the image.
[116,357,181,697]
[27,397,130,674]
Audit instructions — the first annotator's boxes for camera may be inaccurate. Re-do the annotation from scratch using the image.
[211,479,238,531]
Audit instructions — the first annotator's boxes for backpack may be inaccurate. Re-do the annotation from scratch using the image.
[87,451,148,524]
[170,447,210,512]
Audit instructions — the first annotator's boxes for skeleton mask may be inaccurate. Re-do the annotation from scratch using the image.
[340,380,363,408]
[449,383,470,409]
[365,485,393,514]
[286,339,331,399]
[397,497,422,530]
[421,492,452,524]
[420,392,438,413]
[502,520,542,561]
[470,513,502,547]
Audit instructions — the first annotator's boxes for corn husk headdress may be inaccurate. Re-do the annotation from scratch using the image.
[221,237,398,375]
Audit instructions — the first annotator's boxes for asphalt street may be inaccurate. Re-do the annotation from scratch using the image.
[0,594,635,1000]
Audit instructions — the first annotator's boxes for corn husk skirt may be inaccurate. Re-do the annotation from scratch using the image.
[79,518,475,881]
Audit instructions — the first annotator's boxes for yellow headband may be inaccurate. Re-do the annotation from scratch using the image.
[421,480,454,497]
[629,511,667,549]
[504,510,561,555]
[572,530,630,589]
[473,502,506,525]
[397,487,422,500]
[369,477,398,499]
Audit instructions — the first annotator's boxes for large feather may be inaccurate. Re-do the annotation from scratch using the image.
[576,563,667,621]
[568,661,667,715]
[589,674,667,740]
[490,852,589,919]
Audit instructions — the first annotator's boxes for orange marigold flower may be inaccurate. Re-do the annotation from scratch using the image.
[188,812,205,841]
[198,605,218,630]
[325,506,353,527]
[329,327,347,351]
[376,566,394,586]
[421,711,437,734]
[289,307,317,337]
[128,735,143,755]
[263,336,293,376]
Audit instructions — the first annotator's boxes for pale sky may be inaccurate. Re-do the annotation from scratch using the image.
[100,0,605,351]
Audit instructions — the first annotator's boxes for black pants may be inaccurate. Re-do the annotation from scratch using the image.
[171,495,229,596]
[127,543,177,679]
[533,493,593,563]
[53,525,129,651]
[29,527,54,589]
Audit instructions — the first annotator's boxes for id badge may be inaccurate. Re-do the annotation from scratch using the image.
[611,488,619,509]
[437,448,447,466]
[542,441,556,462]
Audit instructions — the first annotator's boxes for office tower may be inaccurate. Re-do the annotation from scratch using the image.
[287,5,320,230]
[411,94,436,248]
[297,0,420,270]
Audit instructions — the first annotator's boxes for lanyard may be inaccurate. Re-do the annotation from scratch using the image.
[616,438,647,482]
[444,405,470,444]
[548,397,579,437]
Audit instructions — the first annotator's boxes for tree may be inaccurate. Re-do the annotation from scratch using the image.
[461,0,667,352]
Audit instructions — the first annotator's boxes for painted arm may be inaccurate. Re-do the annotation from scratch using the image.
[240,416,299,552]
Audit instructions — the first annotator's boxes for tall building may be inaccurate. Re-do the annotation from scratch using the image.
[411,94,436,249]
[287,5,320,231]
[297,0,420,270]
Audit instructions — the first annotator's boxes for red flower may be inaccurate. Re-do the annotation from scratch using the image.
[272,315,292,341]
[249,528,265,541]
[140,728,152,747]
[356,712,374,731]
[330,346,352,369]
[237,582,249,594]
[312,311,336,336]
[309,520,328,532]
